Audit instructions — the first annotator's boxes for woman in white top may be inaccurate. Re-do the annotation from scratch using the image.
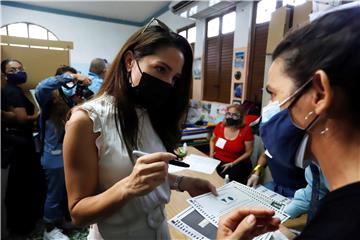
[63,18,217,239]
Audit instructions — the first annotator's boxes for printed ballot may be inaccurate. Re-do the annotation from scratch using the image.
[169,181,290,240]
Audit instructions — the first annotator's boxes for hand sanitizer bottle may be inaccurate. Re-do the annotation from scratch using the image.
[225,174,230,184]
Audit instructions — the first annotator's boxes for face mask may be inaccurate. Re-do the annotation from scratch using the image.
[130,61,173,110]
[6,71,27,85]
[225,117,241,126]
[294,134,311,169]
[259,78,314,165]
[261,101,281,123]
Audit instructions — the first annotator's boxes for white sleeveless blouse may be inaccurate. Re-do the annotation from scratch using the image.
[79,94,171,239]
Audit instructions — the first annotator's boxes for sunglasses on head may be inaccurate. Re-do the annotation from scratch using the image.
[141,17,173,35]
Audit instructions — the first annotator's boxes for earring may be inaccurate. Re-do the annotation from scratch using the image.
[320,127,329,135]
[305,111,314,120]
[128,72,135,87]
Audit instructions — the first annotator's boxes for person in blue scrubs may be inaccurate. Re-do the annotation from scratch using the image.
[35,66,91,240]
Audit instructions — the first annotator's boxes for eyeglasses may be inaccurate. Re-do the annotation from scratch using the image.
[141,17,172,35]
[225,112,241,119]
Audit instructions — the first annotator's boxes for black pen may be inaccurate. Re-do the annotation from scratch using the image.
[132,150,190,168]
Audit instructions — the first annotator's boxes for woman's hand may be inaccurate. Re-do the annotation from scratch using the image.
[221,162,233,174]
[181,176,218,197]
[123,152,175,197]
[217,208,280,240]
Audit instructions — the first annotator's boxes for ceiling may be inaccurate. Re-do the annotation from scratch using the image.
[2,1,174,26]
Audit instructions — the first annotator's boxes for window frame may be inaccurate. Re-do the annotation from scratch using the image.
[177,23,196,44]
[1,22,59,41]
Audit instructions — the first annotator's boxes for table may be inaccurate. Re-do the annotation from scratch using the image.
[165,146,306,239]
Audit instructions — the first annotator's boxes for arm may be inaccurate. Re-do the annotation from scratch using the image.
[220,141,254,174]
[168,173,217,197]
[232,141,253,165]
[35,75,74,109]
[253,152,267,177]
[64,110,175,226]
[284,165,330,218]
[247,151,267,187]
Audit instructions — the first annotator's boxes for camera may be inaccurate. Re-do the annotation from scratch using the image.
[75,82,94,100]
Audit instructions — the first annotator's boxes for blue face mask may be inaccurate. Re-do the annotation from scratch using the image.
[6,71,27,85]
[259,78,314,164]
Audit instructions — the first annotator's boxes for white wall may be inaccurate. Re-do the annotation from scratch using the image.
[158,10,195,32]
[1,5,139,73]
[234,1,254,49]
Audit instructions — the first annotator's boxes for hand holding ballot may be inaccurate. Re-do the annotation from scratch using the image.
[217,209,280,240]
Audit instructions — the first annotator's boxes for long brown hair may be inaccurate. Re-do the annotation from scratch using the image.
[98,24,193,160]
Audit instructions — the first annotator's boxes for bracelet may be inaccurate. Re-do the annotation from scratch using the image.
[173,175,185,192]
[253,164,263,173]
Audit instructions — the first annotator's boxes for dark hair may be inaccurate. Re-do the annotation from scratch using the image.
[98,25,193,159]
[55,65,77,76]
[1,59,23,73]
[273,7,360,127]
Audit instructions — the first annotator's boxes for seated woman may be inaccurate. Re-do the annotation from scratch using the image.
[210,104,254,184]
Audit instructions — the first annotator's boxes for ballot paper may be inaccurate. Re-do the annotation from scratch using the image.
[169,206,272,240]
[187,181,290,226]
[169,182,290,240]
[169,206,217,240]
[168,154,220,174]
[255,185,292,209]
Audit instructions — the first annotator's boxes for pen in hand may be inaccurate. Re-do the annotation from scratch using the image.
[132,150,190,168]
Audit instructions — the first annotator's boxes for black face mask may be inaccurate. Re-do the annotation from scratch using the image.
[6,71,27,85]
[225,117,241,126]
[129,61,173,110]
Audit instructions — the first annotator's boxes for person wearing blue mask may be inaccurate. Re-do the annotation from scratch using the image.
[1,59,46,237]
[217,5,360,239]
[35,65,91,240]
[63,18,217,239]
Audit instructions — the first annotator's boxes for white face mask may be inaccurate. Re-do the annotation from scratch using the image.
[261,78,314,124]
[261,100,281,123]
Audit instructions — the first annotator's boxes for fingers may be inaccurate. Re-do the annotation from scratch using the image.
[220,208,275,230]
[231,214,257,239]
[136,161,168,176]
[221,165,228,174]
[232,214,280,239]
[209,183,218,196]
[137,152,176,164]
[142,171,167,185]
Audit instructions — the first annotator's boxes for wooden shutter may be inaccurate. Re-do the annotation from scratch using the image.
[204,37,221,102]
[247,23,269,104]
[218,33,234,103]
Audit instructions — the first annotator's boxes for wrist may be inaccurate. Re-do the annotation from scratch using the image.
[252,164,264,175]
[118,177,135,199]
[173,175,185,192]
